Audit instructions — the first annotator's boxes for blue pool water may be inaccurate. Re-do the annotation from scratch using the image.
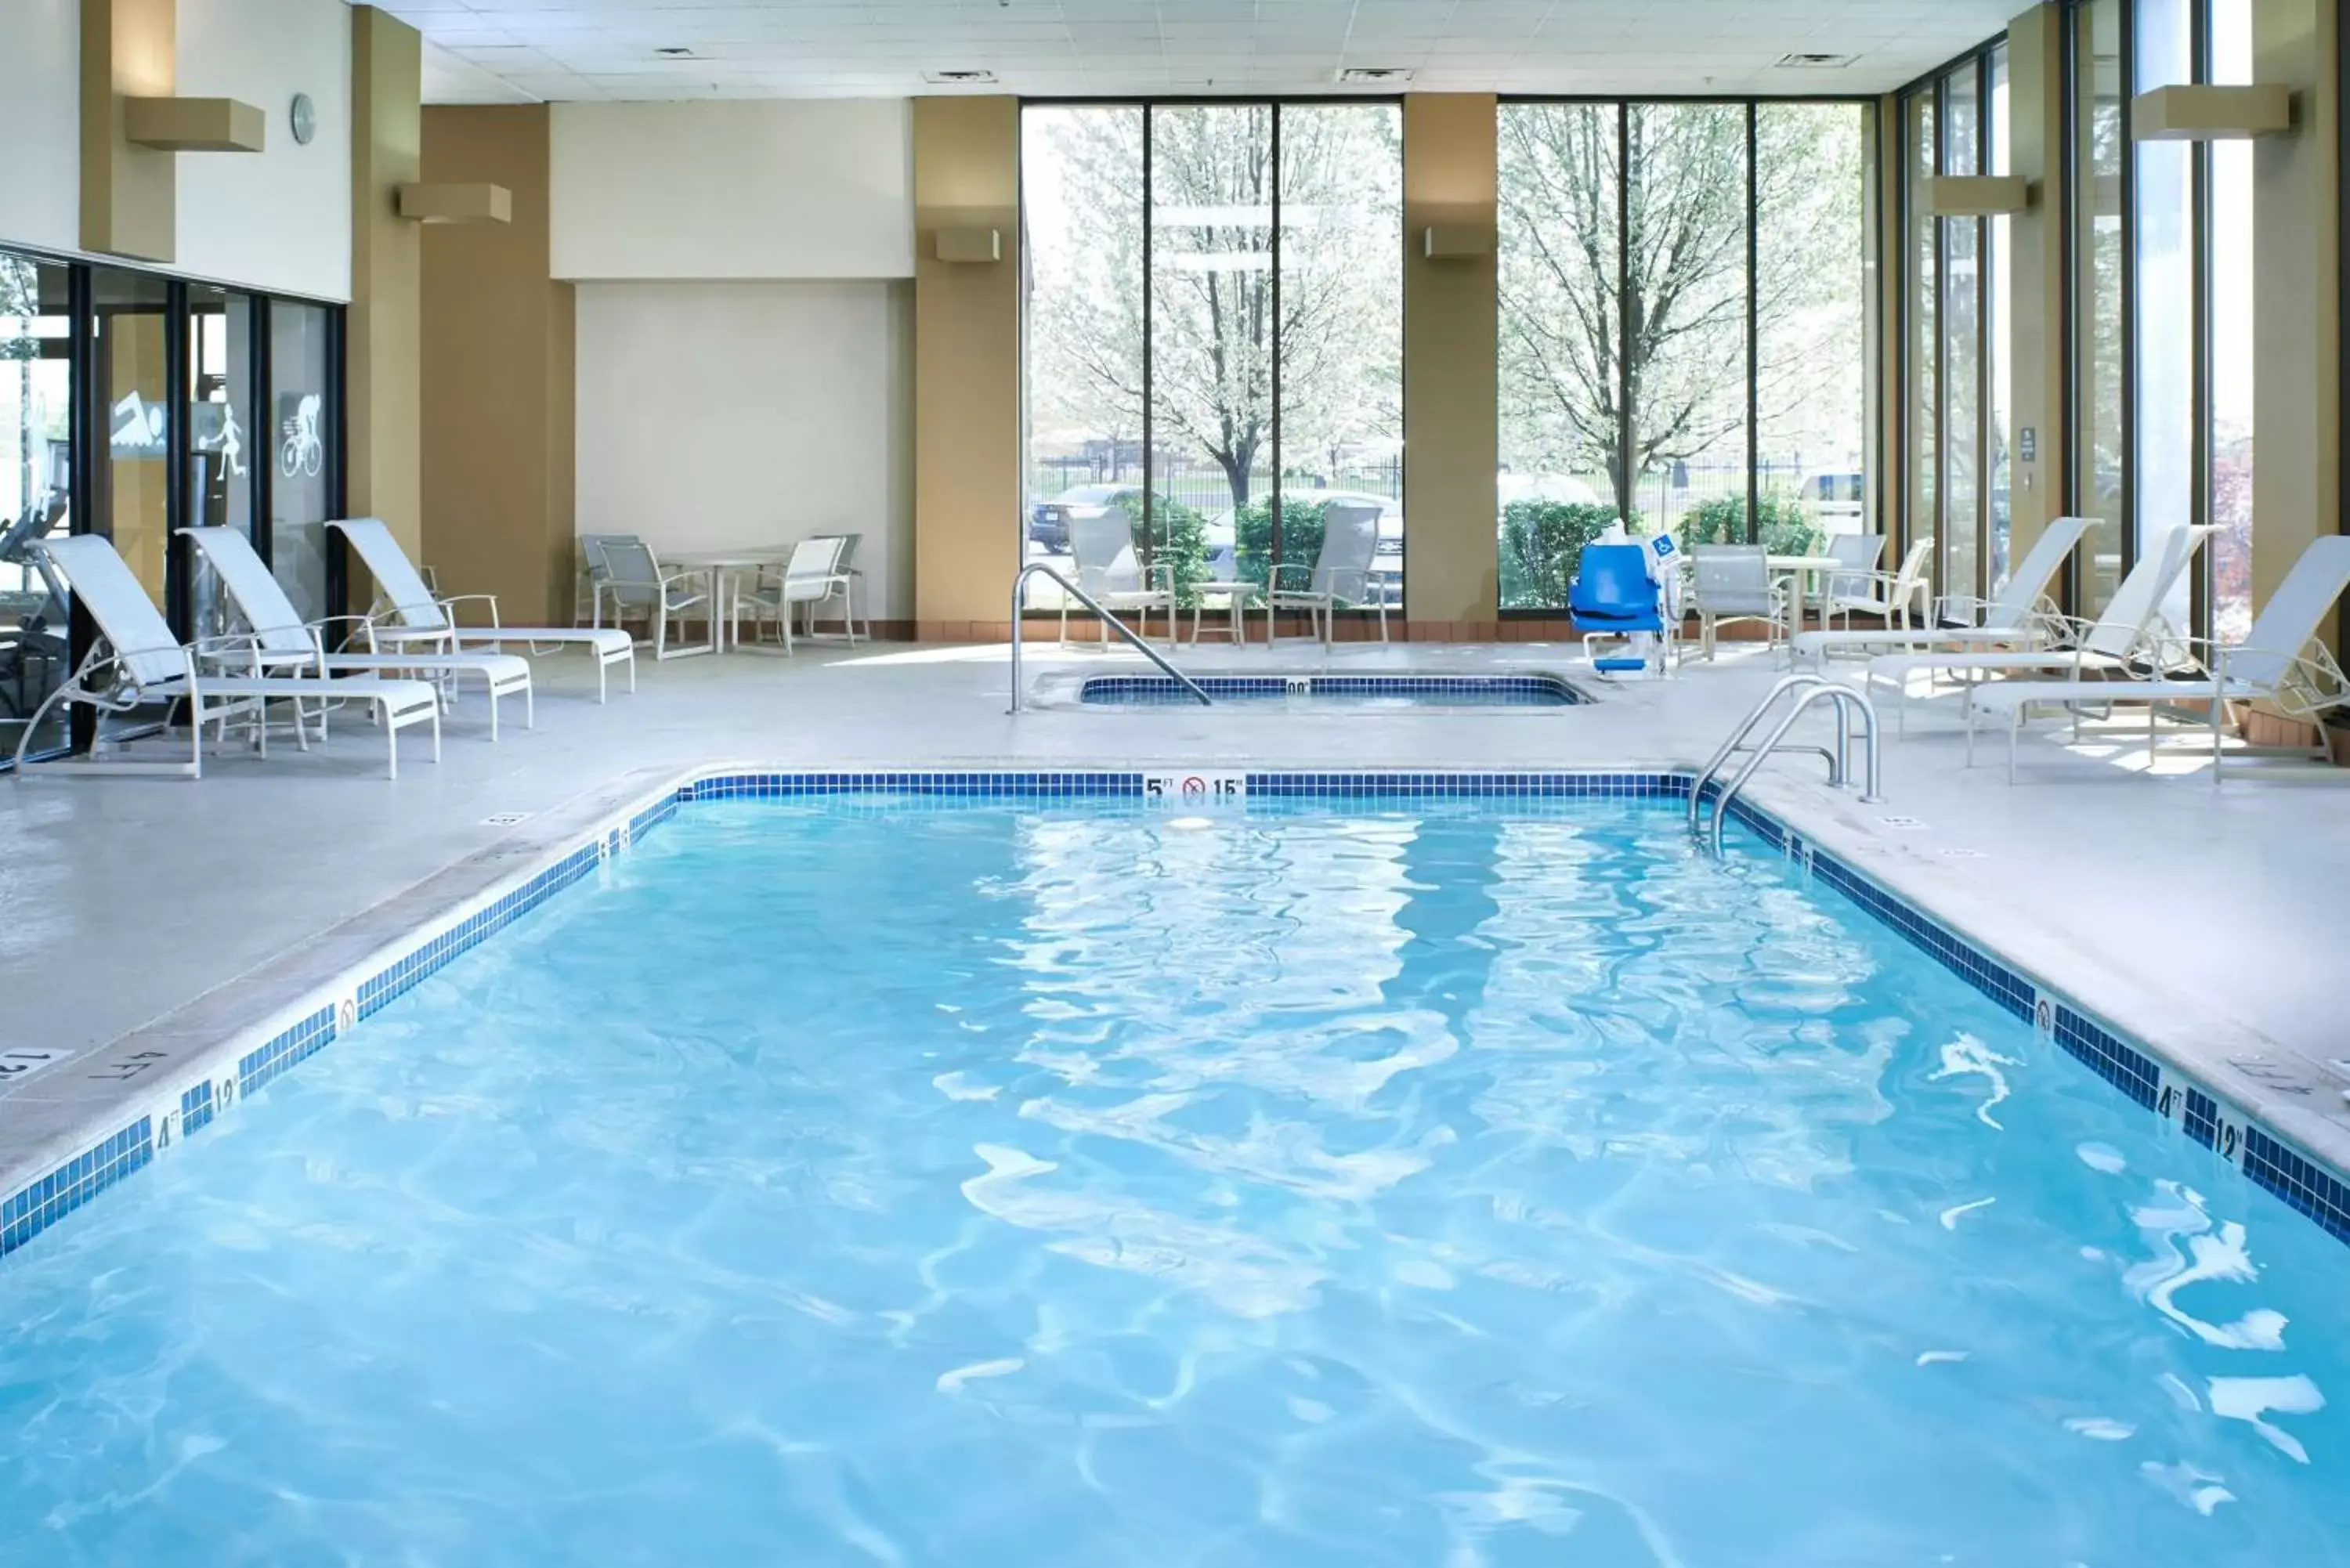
[1080,674,1582,707]
[1,797,2345,1566]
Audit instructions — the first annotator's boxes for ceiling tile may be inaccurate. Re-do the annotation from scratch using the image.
[384,0,2018,103]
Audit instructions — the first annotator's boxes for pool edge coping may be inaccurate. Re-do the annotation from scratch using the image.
[5,763,2346,1260]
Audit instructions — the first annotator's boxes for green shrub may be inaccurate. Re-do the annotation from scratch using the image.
[1499,501,1623,609]
[1678,491,1820,557]
[1233,497,1332,593]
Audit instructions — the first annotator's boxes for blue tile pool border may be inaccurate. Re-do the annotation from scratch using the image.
[1079,674,1585,707]
[3,765,2342,1263]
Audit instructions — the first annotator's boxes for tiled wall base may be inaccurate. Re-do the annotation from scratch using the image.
[6,769,2346,1267]
[2234,705,2349,764]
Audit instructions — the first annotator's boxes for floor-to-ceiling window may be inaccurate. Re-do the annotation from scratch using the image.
[2073,0,2128,615]
[1497,98,1873,611]
[1495,103,1622,609]
[1906,91,1938,590]
[2206,0,2255,641]
[1020,101,1403,616]
[2059,0,2255,638]
[0,251,73,761]
[2135,0,2196,635]
[1900,42,2012,620]
[1755,103,1872,547]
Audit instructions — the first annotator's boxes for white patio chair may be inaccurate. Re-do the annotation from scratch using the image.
[1266,501,1388,647]
[1793,515,2093,666]
[1818,533,1888,620]
[579,533,636,629]
[1690,544,1783,660]
[1868,523,2215,734]
[1064,510,1175,646]
[592,537,712,659]
[1965,533,2350,782]
[330,518,635,699]
[732,536,865,653]
[1824,537,1934,633]
[13,535,439,780]
[181,526,533,740]
[815,533,871,644]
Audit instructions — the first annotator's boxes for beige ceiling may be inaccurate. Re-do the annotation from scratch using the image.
[381,0,2016,106]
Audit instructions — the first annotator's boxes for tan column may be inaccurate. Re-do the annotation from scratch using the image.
[78,0,177,262]
[421,105,574,623]
[911,96,1021,638]
[1401,93,1499,633]
[349,7,423,565]
[2251,0,2341,656]
[1875,94,1907,555]
[2005,4,2070,576]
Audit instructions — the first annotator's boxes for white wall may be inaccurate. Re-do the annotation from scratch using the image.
[175,0,352,301]
[0,0,350,299]
[551,101,913,281]
[0,0,80,255]
[575,281,914,622]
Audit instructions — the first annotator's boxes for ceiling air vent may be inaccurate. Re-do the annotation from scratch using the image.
[1775,52,1854,68]
[1337,67,1415,85]
[923,68,1000,85]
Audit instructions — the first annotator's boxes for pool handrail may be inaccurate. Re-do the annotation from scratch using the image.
[1690,673,1884,850]
[1009,562,1213,713]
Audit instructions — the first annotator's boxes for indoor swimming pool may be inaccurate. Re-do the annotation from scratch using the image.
[0,792,2342,1566]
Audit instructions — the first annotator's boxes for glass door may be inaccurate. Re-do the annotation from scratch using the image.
[186,284,257,638]
[267,300,336,621]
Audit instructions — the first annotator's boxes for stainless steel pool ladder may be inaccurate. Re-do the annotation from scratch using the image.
[1008,562,1213,714]
[1689,674,1883,849]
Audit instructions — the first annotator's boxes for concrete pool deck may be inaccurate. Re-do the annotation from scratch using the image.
[2,634,2347,1192]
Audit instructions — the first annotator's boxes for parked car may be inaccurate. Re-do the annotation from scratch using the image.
[1497,472,1606,510]
[1797,470,1867,533]
[1202,490,1403,594]
[1027,483,1137,554]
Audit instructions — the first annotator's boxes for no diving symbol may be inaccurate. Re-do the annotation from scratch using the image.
[1180,776,1209,800]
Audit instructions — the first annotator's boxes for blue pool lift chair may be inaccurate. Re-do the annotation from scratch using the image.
[1570,543,1671,678]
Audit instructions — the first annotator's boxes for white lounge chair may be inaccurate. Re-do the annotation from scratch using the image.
[182,526,534,740]
[1867,523,2217,735]
[14,536,439,779]
[1267,501,1389,646]
[331,518,636,700]
[1793,515,2094,666]
[1965,533,2350,782]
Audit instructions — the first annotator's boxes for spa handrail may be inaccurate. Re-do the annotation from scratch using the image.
[1008,562,1213,713]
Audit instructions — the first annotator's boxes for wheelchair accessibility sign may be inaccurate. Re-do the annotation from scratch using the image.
[1144,771,1246,804]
